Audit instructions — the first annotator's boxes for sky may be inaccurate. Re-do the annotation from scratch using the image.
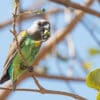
[0,0,100,100]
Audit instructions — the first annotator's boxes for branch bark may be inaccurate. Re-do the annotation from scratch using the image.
[0,87,86,100]
[0,72,85,100]
[50,0,100,17]
[32,73,85,82]
[0,8,62,29]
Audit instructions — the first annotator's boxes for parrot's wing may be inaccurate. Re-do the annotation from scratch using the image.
[0,31,27,81]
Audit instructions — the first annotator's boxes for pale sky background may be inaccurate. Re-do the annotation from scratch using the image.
[0,0,100,100]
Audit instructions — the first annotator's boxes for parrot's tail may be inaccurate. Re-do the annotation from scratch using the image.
[0,72,10,84]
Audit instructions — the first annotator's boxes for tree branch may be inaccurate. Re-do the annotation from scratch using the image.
[0,8,62,29]
[0,72,85,100]
[36,73,85,82]
[0,87,86,100]
[10,6,28,65]
[50,0,100,17]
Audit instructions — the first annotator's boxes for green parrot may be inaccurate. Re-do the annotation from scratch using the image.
[0,19,50,86]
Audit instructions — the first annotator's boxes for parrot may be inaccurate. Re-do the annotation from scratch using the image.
[0,19,50,88]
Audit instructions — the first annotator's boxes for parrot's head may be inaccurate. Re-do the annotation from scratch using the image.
[27,19,50,41]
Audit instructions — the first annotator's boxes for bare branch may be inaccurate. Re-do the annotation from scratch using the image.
[35,74,85,82]
[0,87,86,100]
[50,0,100,17]
[0,8,62,29]
[10,5,28,66]
[0,72,85,99]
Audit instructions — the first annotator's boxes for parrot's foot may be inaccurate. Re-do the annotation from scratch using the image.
[12,81,16,91]
[27,66,34,72]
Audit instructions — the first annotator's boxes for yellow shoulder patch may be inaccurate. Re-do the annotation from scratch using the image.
[34,41,41,47]
[20,30,27,37]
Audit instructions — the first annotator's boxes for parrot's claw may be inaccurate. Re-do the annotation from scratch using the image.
[27,66,34,72]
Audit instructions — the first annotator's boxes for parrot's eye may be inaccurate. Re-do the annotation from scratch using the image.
[38,21,50,28]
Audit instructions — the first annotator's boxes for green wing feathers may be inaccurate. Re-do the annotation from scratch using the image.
[8,37,41,82]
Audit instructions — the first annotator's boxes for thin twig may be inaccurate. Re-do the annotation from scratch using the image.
[54,48,76,93]
[34,73,85,82]
[0,73,85,99]
[81,20,100,47]
[31,74,46,93]
[0,8,62,29]
[17,0,22,32]
[50,0,100,17]
[0,87,86,100]
[10,6,28,66]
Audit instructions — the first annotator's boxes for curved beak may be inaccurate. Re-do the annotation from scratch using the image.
[41,29,50,41]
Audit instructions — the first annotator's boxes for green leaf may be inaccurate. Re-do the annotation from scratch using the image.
[89,48,100,56]
[96,92,100,100]
[86,68,100,90]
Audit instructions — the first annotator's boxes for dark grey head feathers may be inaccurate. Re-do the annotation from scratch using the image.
[27,19,50,41]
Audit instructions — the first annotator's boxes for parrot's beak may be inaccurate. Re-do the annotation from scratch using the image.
[42,29,50,41]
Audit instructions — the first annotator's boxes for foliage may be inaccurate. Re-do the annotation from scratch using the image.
[89,48,100,56]
[86,68,100,100]
[96,92,100,100]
